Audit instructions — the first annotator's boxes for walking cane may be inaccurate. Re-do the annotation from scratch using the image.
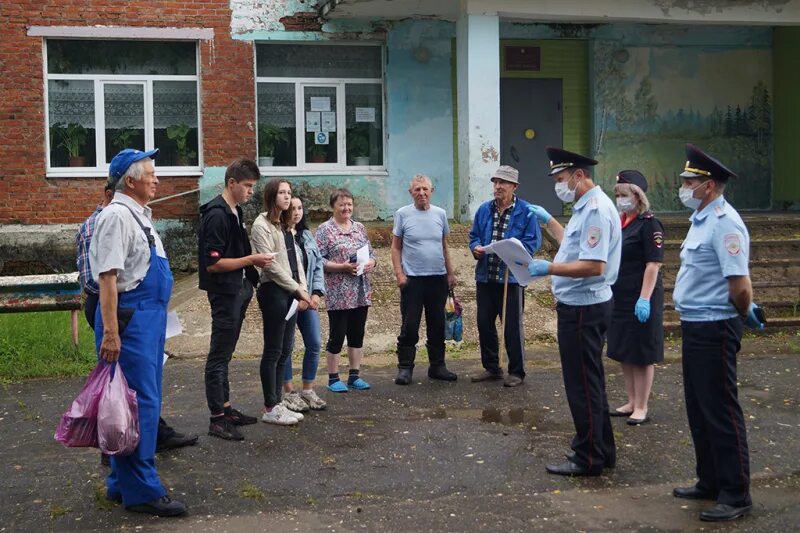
[499,266,510,368]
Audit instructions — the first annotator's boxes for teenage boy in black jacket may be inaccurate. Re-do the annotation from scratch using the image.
[199,159,273,441]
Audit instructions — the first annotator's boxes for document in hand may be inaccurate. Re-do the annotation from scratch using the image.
[355,244,370,275]
[483,238,535,287]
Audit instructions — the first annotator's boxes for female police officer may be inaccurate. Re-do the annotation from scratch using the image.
[607,170,665,426]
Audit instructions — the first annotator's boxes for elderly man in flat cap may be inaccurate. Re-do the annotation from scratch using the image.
[90,148,186,517]
[468,165,541,387]
[671,143,764,522]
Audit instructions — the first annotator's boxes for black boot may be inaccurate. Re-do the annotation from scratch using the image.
[395,367,413,385]
[428,365,457,381]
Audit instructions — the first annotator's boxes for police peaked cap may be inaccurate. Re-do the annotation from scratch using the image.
[680,143,737,182]
[545,146,598,176]
[616,169,648,192]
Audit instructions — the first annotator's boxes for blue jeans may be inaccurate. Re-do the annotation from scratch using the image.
[284,308,321,384]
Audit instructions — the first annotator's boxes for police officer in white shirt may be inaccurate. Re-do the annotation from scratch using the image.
[671,143,764,522]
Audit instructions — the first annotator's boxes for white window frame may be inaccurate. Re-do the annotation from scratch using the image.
[255,42,387,176]
[43,39,203,178]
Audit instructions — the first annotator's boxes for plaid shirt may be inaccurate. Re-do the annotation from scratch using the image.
[76,206,103,295]
[487,197,516,282]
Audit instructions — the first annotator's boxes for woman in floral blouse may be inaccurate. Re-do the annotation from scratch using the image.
[315,188,376,392]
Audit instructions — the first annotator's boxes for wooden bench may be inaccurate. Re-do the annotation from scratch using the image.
[0,273,83,347]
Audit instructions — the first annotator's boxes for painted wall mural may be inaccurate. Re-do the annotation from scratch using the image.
[593,41,773,210]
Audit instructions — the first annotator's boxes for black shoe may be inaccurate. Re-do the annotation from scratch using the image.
[100,453,111,467]
[610,408,634,417]
[699,503,752,522]
[156,432,199,452]
[225,407,258,426]
[565,452,615,469]
[673,486,718,500]
[208,417,244,441]
[395,368,413,385]
[546,460,602,477]
[627,416,651,426]
[428,365,457,381]
[470,370,503,383]
[126,495,186,517]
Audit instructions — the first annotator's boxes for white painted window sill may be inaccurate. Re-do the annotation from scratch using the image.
[47,169,204,178]
[258,168,389,177]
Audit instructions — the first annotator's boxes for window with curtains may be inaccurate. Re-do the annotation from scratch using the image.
[45,39,201,176]
[255,43,385,171]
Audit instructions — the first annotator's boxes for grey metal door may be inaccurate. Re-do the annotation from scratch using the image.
[500,78,563,213]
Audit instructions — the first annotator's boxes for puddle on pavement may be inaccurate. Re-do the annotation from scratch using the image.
[409,406,539,428]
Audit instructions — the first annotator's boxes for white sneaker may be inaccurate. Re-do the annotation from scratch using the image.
[283,391,310,413]
[261,405,299,425]
[278,401,304,421]
[300,389,327,411]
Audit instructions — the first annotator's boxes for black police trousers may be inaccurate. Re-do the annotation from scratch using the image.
[205,279,253,415]
[476,282,526,378]
[556,299,615,474]
[681,318,751,506]
[397,275,449,369]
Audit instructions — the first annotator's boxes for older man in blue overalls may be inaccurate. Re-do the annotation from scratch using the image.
[89,148,186,517]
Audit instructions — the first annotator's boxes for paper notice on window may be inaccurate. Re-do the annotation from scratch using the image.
[305,111,321,132]
[321,111,336,132]
[355,107,375,123]
[285,299,299,321]
[310,96,330,112]
[482,237,535,287]
[355,244,370,275]
[165,310,182,339]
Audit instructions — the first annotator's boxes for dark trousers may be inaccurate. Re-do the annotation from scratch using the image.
[397,275,449,369]
[556,300,615,474]
[205,279,253,415]
[257,282,298,408]
[476,281,526,378]
[681,318,751,506]
[86,291,173,442]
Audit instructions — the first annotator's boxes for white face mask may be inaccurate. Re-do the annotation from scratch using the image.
[616,197,634,213]
[679,181,707,210]
[554,174,577,203]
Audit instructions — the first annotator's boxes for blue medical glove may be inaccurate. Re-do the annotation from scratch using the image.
[744,302,765,330]
[528,204,552,224]
[634,298,650,323]
[527,259,551,277]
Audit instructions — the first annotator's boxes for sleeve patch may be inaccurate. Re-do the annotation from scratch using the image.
[724,233,741,256]
[586,225,602,248]
[653,231,664,249]
[209,250,220,258]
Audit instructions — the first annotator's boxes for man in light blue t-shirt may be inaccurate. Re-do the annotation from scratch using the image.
[391,174,457,385]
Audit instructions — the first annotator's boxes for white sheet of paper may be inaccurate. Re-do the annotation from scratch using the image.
[285,299,299,321]
[355,244,370,275]
[166,311,182,339]
[305,111,321,132]
[483,238,535,287]
[355,107,375,122]
[310,96,330,112]
[321,111,336,132]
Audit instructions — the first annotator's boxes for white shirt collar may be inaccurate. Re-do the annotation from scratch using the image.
[114,192,152,220]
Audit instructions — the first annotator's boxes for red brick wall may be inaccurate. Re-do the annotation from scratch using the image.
[0,1,256,224]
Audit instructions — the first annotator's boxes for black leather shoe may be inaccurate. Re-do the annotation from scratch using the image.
[428,366,457,381]
[610,408,633,417]
[208,418,244,441]
[470,370,503,383]
[395,368,413,385]
[565,452,615,469]
[673,486,718,500]
[156,432,199,452]
[546,460,602,477]
[225,407,258,426]
[699,503,752,522]
[126,495,186,517]
[627,416,651,426]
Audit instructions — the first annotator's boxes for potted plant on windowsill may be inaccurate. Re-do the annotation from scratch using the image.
[258,124,288,167]
[110,127,138,153]
[308,143,328,164]
[347,125,371,166]
[55,123,88,167]
[166,123,197,166]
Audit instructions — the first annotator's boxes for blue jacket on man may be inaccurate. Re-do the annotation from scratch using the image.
[468,197,541,284]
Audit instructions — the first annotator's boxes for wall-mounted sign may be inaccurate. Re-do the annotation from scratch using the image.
[505,46,541,72]
[305,112,321,132]
[321,111,336,132]
[355,107,375,123]
[315,131,329,145]
[310,97,330,112]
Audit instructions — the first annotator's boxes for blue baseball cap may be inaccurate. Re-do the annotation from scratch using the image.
[108,148,159,186]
